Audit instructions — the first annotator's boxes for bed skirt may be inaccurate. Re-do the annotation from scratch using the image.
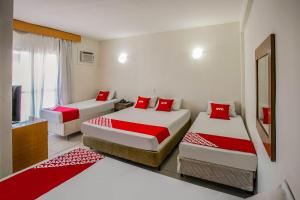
[177,156,256,192]
[83,119,191,168]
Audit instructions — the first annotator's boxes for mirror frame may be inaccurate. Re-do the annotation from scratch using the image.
[255,34,276,161]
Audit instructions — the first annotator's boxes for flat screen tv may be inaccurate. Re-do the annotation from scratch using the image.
[12,85,21,122]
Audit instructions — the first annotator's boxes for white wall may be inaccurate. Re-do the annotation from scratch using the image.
[243,0,300,198]
[71,37,100,102]
[97,22,241,119]
[0,0,13,177]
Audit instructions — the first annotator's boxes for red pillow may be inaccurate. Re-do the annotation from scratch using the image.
[156,98,174,112]
[135,96,151,109]
[262,107,271,124]
[96,91,109,101]
[210,103,230,120]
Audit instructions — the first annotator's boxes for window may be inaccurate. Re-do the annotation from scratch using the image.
[12,50,59,120]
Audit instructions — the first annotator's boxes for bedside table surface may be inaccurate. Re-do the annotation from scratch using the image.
[115,102,134,111]
[12,119,47,129]
[116,102,134,106]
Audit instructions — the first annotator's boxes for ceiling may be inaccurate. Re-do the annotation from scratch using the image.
[14,0,243,41]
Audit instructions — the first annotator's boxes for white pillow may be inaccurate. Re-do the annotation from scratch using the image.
[149,96,158,108]
[107,90,116,100]
[172,98,182,110]
[206,100,236,117]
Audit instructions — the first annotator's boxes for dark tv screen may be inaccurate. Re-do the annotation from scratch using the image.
[12,85,21,122]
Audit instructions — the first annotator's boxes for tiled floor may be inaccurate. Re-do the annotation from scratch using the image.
[48,133,252,199]
[48,132,83,158]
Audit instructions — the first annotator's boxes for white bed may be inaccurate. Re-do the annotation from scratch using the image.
[82,107,191,152]
[39,157,242,200]
[1,148,294,200]
[179,112,257,171]
[0,149,242,200]
[178,112,257,191]
[41,99,119,137]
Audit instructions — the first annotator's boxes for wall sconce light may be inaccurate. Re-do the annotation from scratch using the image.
[192,48,203,60]
[118,53,128,64]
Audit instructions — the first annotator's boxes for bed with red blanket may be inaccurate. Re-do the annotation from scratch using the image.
[82,107,191,168]
[178,112,257,192]
[40,99,119,137]
[0,148,104,200]
[0,147,247,200]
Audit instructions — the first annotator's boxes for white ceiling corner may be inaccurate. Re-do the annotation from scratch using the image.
[14,0,243,41]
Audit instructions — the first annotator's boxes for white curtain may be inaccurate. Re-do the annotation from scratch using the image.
[13,31,59,120]
[57,40,72,105]
[13,31,73,120]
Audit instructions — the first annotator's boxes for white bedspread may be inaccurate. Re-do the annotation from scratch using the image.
[179,112,257,171]
[41,99,119,123]
[82,107,191,151]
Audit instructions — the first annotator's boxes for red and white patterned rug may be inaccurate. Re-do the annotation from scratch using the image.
[0,148,104,200]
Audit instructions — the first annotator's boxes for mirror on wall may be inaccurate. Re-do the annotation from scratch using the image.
[256,34,276,161]
[257,55,271,136]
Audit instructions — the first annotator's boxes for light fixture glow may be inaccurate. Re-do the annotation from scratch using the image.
[118,53,128,64]
[192,48,203,60]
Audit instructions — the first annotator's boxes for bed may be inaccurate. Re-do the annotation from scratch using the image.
[0,148,245,200]
[41,99,119,137]
[82,107,191,168]
[0,147,294,200]
[178,112,257,192]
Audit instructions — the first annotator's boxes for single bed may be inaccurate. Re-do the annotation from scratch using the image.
[41,99,119,137]
[82,107,191,168]
[178,112,257,191]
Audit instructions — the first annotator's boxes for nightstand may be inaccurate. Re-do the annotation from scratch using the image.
[12,119,48,172]
[114,102,134,111]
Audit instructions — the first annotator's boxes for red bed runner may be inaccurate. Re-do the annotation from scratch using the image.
[182,132,256,154]
[88,117,170,144]
[52,106,80,122]
[0,148,104,200]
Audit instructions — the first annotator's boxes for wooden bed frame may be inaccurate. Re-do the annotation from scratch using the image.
[83,119,191,168]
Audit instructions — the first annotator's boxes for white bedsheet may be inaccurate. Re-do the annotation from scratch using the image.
[179,112,257,171]
[41,99,119,123]
[82,107,191,151]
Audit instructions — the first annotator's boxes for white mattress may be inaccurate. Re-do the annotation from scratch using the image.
[41,99,119,123]
[179,112,257,171]
[82,107,191,152]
